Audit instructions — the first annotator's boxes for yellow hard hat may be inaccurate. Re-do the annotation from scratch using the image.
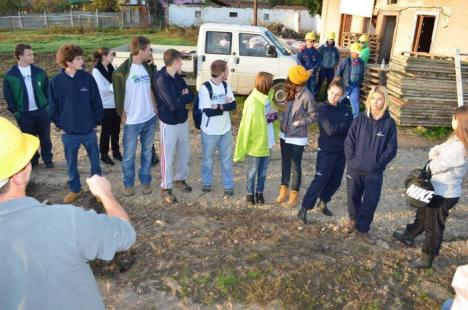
[0,117,39,180]
[288,65,310,85]
[359,34,369,43]
[327,32,336,40]
[350,43,362,53]
[304,32,316,41]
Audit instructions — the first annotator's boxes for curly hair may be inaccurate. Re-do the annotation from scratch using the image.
[56,44,83,68]
[285,77,306,101]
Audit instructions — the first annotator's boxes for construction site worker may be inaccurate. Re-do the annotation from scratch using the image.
[315,32,340,95]
[335,43,364,118]
[0,116,136,310]
[358,34,371,65]
[297,32,322,96]
[3,43,54,169]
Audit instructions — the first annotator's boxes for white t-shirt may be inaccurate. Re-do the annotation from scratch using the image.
[198,80,234,135]
[264,98,276,149]
[124,64,155,125]
[18,65,38,111]
[92,68,115,109]
[279,132,308,146]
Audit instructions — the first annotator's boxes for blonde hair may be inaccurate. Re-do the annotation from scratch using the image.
[365,85,389,117]
[453,105,468,154]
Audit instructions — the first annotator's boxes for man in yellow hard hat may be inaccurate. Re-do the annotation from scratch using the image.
[315,32,340,95]
[358,34,371,65]
[335,43,364,117]
[0,116,136,309]
[297,31,322,95]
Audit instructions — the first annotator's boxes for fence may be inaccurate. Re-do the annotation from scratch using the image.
[0,10,146,30]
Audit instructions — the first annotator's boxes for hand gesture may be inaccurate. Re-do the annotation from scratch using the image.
[86,175,113,200]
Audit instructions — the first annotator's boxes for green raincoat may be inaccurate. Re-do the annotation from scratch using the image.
[359,42,371,65]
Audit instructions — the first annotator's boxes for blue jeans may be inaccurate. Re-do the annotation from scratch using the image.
[62,131,102,193]
[122,116,156,187]
[441,299,453,310]
[246,155,270,194]
[201,130,234,189]
[345,85,361,118]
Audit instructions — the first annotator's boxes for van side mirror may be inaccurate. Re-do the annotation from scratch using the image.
[266,45,277,57]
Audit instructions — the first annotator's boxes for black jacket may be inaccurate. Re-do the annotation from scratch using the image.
[317,99,353,152]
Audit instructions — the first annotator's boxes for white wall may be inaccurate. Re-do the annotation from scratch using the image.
[168,5,321,33]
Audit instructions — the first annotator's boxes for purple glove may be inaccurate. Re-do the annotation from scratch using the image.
[266,111,279,123]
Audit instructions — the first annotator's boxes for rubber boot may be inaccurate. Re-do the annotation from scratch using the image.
[297,207,308,224]
[276,185,289,203]
[393,229,415,246]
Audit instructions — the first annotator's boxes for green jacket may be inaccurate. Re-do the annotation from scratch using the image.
[234,88,279,162]
[111,54,156,117]
[359,43,371,65]
[3,64,49,120]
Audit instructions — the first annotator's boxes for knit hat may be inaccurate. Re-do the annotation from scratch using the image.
[288,65,310,85]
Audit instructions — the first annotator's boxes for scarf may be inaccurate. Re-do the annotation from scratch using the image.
[95,61,114,84]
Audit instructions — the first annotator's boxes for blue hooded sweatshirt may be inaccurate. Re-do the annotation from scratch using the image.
[155,67,195,125]
[297,46,321,72]
[344,111,397,174]
[317,98,353,152]
[49,69,103,135]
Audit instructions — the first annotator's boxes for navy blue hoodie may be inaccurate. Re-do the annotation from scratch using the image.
[156,67,194,125]
[317,99,353,152]
[344,111,397,174]
[49,69,103,135]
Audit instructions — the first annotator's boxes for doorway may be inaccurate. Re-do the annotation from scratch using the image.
[378,15,396,63]
[412,15,435,53]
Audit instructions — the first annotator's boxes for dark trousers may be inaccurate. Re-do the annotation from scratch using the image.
[17,109,53,164]
[405,196,459,256]
[346,169,384,233]
[280,139,305,191]
[62,131,102,193]
[314,67,335,94]
[99,108,121,156]
[302,150,346,209]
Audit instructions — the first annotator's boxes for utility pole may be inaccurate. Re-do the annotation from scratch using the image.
[253,0,257,26]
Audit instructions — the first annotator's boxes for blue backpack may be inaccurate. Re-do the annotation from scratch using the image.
[193,80,227,129]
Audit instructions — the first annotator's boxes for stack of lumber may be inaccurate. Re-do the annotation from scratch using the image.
[360,64,389,104]
[387,52,468,126]
[341,32,380,64]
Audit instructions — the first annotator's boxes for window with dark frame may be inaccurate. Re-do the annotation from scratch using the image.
[229,12,238,17]
[263,14,269,21]
[195,10,201,18]
[205,31,232,55]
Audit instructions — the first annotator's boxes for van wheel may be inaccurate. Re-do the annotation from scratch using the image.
[273,81,286,105]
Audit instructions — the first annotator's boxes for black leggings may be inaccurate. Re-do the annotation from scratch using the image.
[280,138,305,191]
[100,108,121,156]
[405,195,459,256]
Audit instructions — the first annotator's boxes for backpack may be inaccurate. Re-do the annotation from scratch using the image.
[193,80,228,130]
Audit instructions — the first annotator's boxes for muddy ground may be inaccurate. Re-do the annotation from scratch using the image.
[1,54,467,309]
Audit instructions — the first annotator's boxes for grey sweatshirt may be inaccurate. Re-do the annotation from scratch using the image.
[429,136,468,198]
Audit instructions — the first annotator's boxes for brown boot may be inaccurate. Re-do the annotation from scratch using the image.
[64,191,81,204]
[344,218,356,234]
[284,190,299,208]
[276,185,289,203]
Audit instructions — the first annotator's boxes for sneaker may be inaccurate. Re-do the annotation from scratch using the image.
[45,162,54,169]
[202,185,212,193]
[355,231,375,245]
[64,191,81,203]
[344,218,356,234]
[113,152,123,161]
[174,180,192,192]
[224,189,234,196]
[123,186,135,197]
[161,188,177,203]
[142,184,152,195]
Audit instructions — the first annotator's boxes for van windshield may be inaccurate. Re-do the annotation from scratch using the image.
[265,31,294,56]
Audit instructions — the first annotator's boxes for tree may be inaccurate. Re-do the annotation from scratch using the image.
[30,0,70,13]
[0,0,23,15]
[85,0,118,12]
[268,0,322,16]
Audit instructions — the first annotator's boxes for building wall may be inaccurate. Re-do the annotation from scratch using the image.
[319,0,341,44]
[168,5,321,33]
[375,0,468,57]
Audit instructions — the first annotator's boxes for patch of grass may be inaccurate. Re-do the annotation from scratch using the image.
[361,302,380,310]
[214,271,240,296]
[0,27,198,54]
[412,126,452,140]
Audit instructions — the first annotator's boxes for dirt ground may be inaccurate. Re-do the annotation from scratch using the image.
[1,53,467,309]
[2,102,467,310]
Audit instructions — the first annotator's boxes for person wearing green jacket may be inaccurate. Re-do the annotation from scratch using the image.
[359,34,371,65]
[234,72,279,205]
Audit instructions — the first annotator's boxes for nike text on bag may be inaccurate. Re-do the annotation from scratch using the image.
[193,81,228,130]
[404,162,434,208]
